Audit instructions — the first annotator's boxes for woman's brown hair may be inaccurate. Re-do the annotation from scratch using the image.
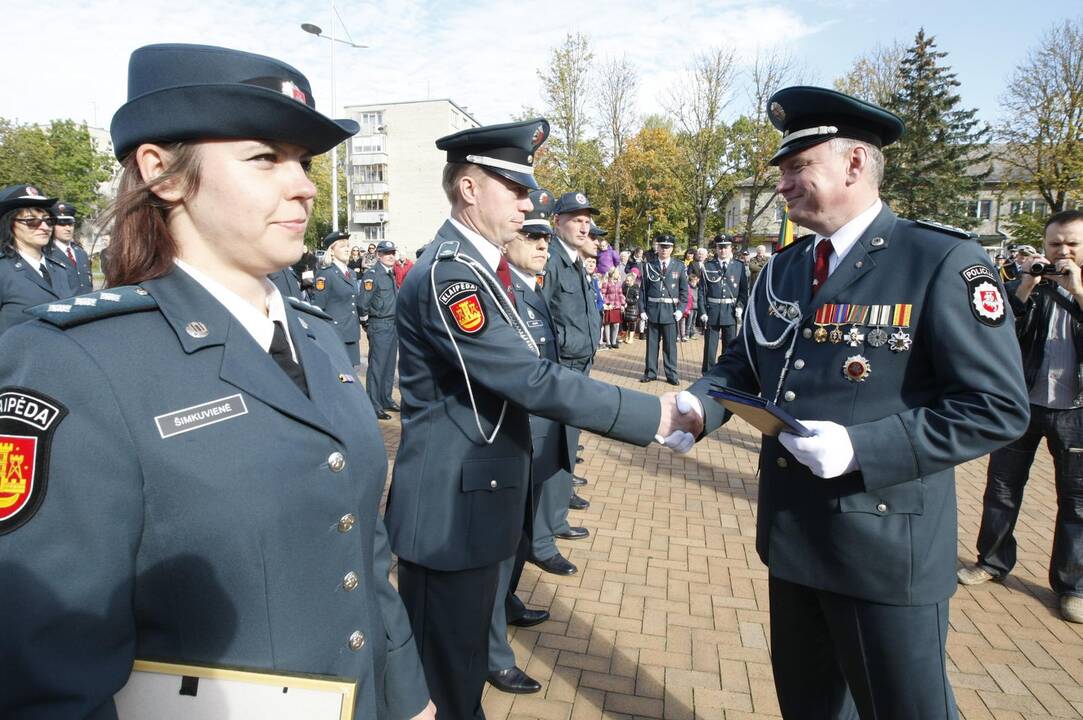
[103,143,202,287]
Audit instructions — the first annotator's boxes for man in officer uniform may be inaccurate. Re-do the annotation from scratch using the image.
[49,202,93,295]
[533,190,602,575]
[359,240,399,420]
[311,230,364,368]
[699,235,748,372]
[388,118,694,720]
[486,189,564,695]
[678,86,1030,719]
[639,234,688,384]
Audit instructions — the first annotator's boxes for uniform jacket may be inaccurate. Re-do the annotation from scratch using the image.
[312,264,363,344]
[269,267,302,299]
[50,242,94,296]
[689,205,1030,606]
[541,242,600,363]
[387,220,658,571]
[1009,280,1083,402]
[0,251,73,336]
[358,263,398,320]
[699,258,748,327]
[0,269,428,720]
[639,257,689,325]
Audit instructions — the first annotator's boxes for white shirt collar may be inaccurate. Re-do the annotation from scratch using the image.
[508,264,537,289]
[174,259,297,362]
[449,217,502,271]
[815,199,882,273]
[17,249,46,275]
[556,237,579,265]
[53,239,71,253]
[332,259,349,275]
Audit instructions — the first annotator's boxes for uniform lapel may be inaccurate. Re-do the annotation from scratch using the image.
[15,257,60,297]
[809,206,898,313]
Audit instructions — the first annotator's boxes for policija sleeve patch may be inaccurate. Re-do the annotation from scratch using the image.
[438,281,486,334]
[961,264,1006,327]
[0,388,68,535]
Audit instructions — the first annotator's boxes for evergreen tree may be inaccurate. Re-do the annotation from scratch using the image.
[881,29,990,229]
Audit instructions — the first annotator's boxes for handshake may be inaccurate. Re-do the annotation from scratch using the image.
[654,390,704,453]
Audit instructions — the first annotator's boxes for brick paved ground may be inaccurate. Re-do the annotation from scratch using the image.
[373,332,1083,719]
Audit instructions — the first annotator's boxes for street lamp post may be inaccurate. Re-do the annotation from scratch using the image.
[301,7,367,234]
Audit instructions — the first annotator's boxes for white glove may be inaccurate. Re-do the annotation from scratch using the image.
[655,430,695,453]
[778,420,858,478]
[699,314,708,323]
[676,390,704,421]
[674,310,683,321]
[735,307,743,321]
[640,312,648,321]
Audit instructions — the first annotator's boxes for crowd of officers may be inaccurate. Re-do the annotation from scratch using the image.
[0,49,1079,720]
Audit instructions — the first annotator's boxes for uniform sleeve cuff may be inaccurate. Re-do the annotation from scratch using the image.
[383,636,430,720]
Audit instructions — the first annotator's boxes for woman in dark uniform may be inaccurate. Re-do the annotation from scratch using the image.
[0,184,73,335]
[0,44,434,720]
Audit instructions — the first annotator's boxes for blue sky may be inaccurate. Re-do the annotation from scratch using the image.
[0,0,1069,134]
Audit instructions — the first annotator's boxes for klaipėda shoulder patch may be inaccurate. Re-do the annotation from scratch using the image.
[0,388,68,535]
[315,277,326,292]
[961,264,1006,326]
[438,280,486,334]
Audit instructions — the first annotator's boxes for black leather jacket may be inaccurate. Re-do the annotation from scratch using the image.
[1009,279,1083,404]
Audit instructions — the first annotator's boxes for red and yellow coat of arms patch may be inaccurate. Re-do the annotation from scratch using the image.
[0,389,67,535]
[438,281,487,335]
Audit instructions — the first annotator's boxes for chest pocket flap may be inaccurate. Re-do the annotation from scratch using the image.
[839,478,924,515]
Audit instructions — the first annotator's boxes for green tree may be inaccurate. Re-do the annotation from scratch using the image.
[0,119,115,216]
[881,29,991,228]
[306,149,348,247]
[833,42,906,106]
[538,32,596,191]
[594,56,638,247]
[619,121,687,247]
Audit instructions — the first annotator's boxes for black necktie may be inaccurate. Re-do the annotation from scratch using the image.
[39,262,52,289]
[270,321,308,396]
[721,262,727,274]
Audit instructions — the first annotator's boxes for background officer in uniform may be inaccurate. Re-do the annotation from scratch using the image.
[49,201,93,294]
[388,118,695,720]
[639,233,688,384]
[699,235,748,372]
[0,184,73,336]
[359,239,399,420]
[679,86,1029,719]
[312,229,364,367]
[486,189,563,695]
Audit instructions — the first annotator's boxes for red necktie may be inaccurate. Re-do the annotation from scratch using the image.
[812,239,832,296]
[496,256,516,307]
[66,247,77,266]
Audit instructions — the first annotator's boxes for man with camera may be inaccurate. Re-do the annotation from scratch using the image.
[959,209,1083,623]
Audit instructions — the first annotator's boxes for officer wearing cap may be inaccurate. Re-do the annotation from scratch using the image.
[639,233,688,384]
[388,118,692,719]
[312,229,365,367]
[49,202,93,295]
[678,86,1029,718]
[358,240,399,419]
[535,189,603,572]
[0,184,73,336]
[0,44,433,720]
[699,234,748,372]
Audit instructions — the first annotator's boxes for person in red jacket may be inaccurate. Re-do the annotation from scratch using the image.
[393,256,414,287]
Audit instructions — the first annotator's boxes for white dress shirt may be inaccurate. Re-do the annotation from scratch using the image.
[449,217,502,272]
[815,199,883,276]
[17,249,47,277]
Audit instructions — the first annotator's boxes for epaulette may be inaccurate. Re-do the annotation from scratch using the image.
[28,286,158,328]
[436,240,460,260]
[776,234,815,255]
[287,296,333,321]
[914,219,977,240]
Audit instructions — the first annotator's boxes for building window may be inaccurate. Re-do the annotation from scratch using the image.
[353,164,387,183]
[358,224,385,240]
[354,195,386,211]
[962,199,992,219]
[358,111,383,135]
[1009,199,1048,216]
[353,135,384,153]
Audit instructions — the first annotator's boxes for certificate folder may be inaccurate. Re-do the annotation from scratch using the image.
[706,387,813,438]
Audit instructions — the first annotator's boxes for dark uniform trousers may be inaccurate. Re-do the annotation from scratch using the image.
[359,265,399,413]
[699,259,748,372]
[388,222,658,720]
[640,258,688,382]
[976,404,1083,597]
[687,206,1030,719]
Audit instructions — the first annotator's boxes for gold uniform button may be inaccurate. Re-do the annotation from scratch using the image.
[328,452,346,472]
[489,480,498,489]
[802,328,813,339]
[783,390,796,402]
[793,359,805,370]
[348,631,366,651]
[343,571,359,591]
[776,457,788,468]
[877,503,888,513]
[338,514,356,533]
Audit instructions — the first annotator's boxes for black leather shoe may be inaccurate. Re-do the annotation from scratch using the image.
[555,526,590,540]
[487,667,542,694]
[508,608,550,627]
[384,402,401,412]
[577,444,584,451]
[666,378,680,385]
[530,553,578,575]
[572,474,587,486]
[639,376,654,383]
[376,410,393,420]
[568,494,590,510]
[575,456,584,464]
